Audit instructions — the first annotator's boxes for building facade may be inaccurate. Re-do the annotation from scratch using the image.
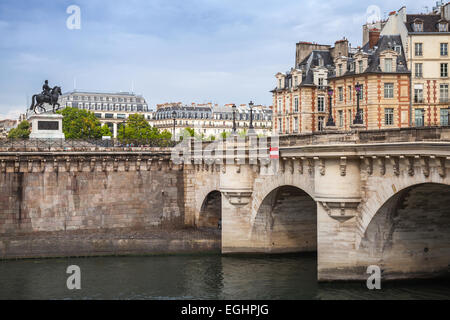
[272,2,450,134]
[153,102,272,138]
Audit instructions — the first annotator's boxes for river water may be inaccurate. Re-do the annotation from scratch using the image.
[0,254,449,300]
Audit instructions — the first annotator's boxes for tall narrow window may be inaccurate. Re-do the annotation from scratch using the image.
[415,43,423,56]
[359,61,363,73]
[294,96,299,112]
[415,63,423,78]
[384,83,394,98]
[348,86,352,101]
[440,109,449,126]
[338,87,343,102]
[441,84,449,103]
[385,108,394,125]
[415,109,424,127]
[414,85,424,103]
[318,116,324,131]
[384,58,392,72]
[317,96,325,112]
[441,43,448,56]
[294,117,299,132]
[441,63,448,77]
[338,110,343,127]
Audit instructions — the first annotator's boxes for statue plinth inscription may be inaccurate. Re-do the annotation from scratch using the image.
[29,114,65,139]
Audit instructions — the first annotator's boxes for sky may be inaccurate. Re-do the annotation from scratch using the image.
[0,0,431,119]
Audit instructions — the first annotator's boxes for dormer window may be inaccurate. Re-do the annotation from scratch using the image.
[394,45,402,54]
[358,60,363,73]
[413,20,423,32]
[338,64,343,76]
[278,79,282,89]
[385,58,393,72]
[439,21,448,32]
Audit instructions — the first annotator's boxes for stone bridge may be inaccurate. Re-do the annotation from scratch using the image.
[184,127,450,281]
[1,127,450,281]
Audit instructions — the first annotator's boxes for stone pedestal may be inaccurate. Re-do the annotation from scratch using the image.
[29,114,65,139]
[324,125,338,132]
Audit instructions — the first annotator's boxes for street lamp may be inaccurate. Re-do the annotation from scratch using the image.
[232,104,237,134]
[353,82,364,125]
[172,110,177,140]
[248,100,254,133]
[326,87,335,127]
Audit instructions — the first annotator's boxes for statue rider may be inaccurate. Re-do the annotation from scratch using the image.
[42,80,52,103]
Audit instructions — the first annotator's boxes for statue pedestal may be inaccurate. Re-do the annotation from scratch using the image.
[29,114,65,139]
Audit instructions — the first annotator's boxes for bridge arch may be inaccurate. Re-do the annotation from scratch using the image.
[250,185,317,253]
[357,174,450,246]
[197,190,222,228]
[357,182,450,278]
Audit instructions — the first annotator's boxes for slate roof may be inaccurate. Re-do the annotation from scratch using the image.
[405,14,448,32]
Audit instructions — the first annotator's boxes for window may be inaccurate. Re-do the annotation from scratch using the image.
[441,84,449,103]
[278,118,282,133]
[415,43,423,56]
[439,22,449,32]
[348,86,352,101]
[338,110,344,127]
[441,43,448,56]
[357,85,364,100]
[286,97,290,111]
[294,76,298,87]
[441,63,448,77]
[384,83,394,98]
[105,113,114,119]
[318,96,325,112]
[384,58,392,72]
[415,63,423,78]
[440,109,449,126]
[359,61,363,73]
[414,86,424,103]
[338,64,343,76]
[394,46,402,54]
[278,79,282,89]
[415,109,424,127]
[348,110,352,124]
[338,87,343,102]
[385,108,394,125]
[318,78,324,87]
[413,22,423,32]
[318,116,324,131]
[294,97,299,112]
[294,117,299,132]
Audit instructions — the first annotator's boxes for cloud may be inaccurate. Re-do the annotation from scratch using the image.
[0,0,434,116]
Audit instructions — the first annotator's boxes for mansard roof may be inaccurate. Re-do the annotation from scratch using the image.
[406,14,448,32]
[297,50,334,85]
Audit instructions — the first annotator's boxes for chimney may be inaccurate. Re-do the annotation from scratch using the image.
[368,28,380,49]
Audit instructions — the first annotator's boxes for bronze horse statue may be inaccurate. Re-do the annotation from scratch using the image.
[29,86,62,113]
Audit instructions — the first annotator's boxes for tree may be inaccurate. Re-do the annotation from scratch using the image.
[100,124,112,137]
[8,120,31,139]
[57,107,102,139]
[117,114,173,144]
[220,131,230,139]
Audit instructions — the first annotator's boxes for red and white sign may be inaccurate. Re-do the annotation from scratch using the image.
[270,147,279,159]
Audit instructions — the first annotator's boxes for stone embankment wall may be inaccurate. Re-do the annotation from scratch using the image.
[0,151,220,258]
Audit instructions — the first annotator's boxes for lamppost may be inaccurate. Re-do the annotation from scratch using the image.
[248,100,255,134]
[326,87,335,127]
[232,104,237,134]
[172,110,177,140]
[353,82,364,125]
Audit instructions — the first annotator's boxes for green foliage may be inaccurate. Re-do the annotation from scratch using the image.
[7,120,31,139]
[117,114,173,145]
[100,124,112,137]
[57,107,102,139]
[238,129,248,138]
[220,131,230,139]
[208,135,216,141]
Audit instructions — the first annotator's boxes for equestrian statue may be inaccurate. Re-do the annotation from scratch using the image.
[29,80,62,114]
